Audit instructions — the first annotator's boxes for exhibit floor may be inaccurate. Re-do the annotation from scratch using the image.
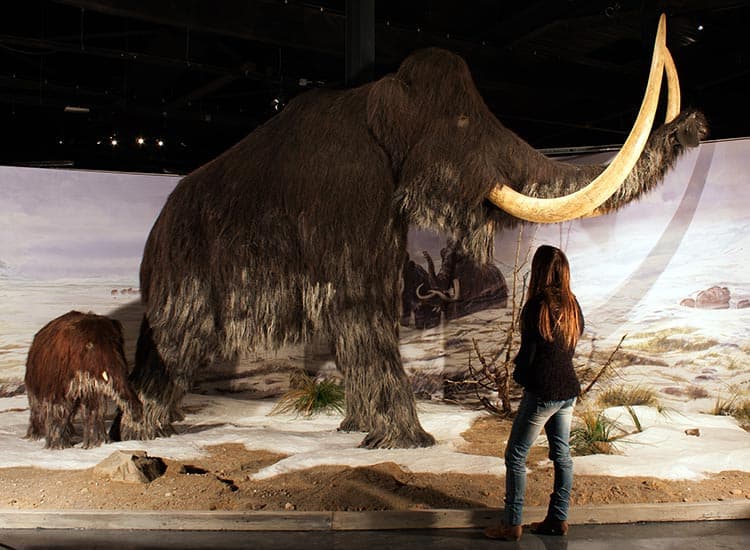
[1,520,748,550]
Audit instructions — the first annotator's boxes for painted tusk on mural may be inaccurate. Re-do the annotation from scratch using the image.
[416,278,460,302]
[486,13,681,223]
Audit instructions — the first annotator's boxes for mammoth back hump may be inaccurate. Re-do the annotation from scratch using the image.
[144,86,396,269]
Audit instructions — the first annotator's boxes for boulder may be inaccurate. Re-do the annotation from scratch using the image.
[681,286,731,309]
[93,450,167,483]
[696,286,730,309]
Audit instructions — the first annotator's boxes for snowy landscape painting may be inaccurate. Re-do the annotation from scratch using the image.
[0,139,748,485]
[0,166,178,382]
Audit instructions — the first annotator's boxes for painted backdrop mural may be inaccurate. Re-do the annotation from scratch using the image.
[0,167,178,383]
[1,140,748,410]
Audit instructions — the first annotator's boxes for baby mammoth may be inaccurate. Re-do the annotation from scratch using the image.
[25,310,143,449]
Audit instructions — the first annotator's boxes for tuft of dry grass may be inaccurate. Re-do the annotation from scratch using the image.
[597,385,660,408]
[570,410,619,456]
[270,370,345,417]
[628,328,718,353]
[709,387,750,430]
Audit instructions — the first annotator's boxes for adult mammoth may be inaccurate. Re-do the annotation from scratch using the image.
[113,15,706,448]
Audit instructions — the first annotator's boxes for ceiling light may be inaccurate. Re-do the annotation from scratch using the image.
[157,139,164,147]
[136,137,145,145]
[64,105,90,114]
[111,138,118,147]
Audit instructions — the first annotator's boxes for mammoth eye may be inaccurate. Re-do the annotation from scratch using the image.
[457,115,470,128]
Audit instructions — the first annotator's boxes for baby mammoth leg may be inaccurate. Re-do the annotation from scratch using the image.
[80,393,108,449]
[25,393,46,440]
[44,401,77,449]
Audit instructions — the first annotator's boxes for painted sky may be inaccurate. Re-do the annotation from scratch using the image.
[0,166,178,280]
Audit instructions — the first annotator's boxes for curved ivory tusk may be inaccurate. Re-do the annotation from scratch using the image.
[416,284,440,300]
[487,14,674,223]
[416,282,460,302]
[449,278,461,301]
[663,45,680,123]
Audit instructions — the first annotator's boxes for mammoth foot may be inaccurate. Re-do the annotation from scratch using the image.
[81,434,107,449]
[25,428,44,441]
[359,425,436,449]
[337,415,370,434]
[119,418,176,441]
[110,407,176,442]
[44,436,74,450]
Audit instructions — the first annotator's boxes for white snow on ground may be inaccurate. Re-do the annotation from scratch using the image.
[1,394,748,481]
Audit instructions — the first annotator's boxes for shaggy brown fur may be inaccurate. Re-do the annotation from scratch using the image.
[113,47,706,449]
[25,311,142,449]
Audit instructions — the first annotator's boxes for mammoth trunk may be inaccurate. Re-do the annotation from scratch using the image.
[596,109,708,214]
[493,108,707,222]
[485,15,708,222]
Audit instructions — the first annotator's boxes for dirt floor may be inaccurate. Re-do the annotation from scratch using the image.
[1,415,748,512]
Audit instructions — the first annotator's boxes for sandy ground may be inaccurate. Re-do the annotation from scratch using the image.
[1,415,748,512]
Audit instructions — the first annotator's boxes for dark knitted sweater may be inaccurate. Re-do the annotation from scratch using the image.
[512,293,583,401]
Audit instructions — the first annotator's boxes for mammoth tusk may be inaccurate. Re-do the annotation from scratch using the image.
[416,280,461,302]
[448,278,461,301]
[663,45,680,123]
[580,44,680,221]
[416,283,440,300]
[487,14,678,223]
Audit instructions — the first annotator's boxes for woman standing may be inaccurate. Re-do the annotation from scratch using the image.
[485,245,584,541]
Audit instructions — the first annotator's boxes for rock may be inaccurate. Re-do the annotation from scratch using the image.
[0,382,25,398]
[738,299,750,309]
[684,428,700,437]
[284,502,296,511]
[695,286,730,309]
[680,298,696,308]
[93,450,167,483]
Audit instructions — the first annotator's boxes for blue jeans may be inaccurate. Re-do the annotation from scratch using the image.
[504,391,576,526]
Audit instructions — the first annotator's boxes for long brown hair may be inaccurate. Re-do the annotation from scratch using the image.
[525,245,581,350]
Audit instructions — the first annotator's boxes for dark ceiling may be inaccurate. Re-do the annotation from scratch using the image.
[1,0,747,174]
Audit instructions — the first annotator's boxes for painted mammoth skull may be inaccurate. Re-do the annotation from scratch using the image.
[113,14,706,449]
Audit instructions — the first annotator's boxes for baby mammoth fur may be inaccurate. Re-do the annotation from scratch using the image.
[25,311,143,449]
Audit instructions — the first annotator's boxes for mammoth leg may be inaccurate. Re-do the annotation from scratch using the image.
[44,401,76,449]
[335,309,435,448]
[80,393,108,449]
[112,314,213,441]
[25,393,45,440]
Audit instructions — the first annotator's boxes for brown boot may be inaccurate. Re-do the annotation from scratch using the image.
[528,517,569,536]
[483,523,522,541]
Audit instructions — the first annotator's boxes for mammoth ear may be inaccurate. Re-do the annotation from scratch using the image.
[366,76,416,169]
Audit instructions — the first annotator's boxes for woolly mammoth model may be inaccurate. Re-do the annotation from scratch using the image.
[25,311,143,449]
[113,15,706,448]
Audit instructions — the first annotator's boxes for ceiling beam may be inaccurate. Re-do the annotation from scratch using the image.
[52,0,346,56]
[0,33,273,80]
